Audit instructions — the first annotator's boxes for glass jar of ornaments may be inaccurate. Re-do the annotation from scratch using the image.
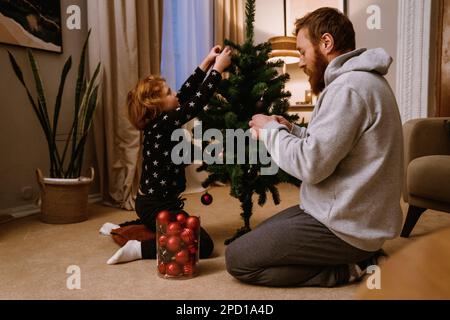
[156,210,200,279]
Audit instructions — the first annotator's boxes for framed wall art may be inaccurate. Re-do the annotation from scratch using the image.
[0,0,62,53]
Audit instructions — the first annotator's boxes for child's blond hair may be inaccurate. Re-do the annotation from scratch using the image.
[127,75,168,130]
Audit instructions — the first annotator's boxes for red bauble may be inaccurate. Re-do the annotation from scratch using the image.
[201,192,213,206]
[166,262,182,277]
[188,244,198,255]
[183,263,196,276]
[175,249,190,265]
[186,216,200,231]
[166,236,182,252]
[167,222,182,236]
[158,235,168,247]
[180,228,195,245]
[158,263,166,275]
[176,213,187,225]
[157,210,171,224]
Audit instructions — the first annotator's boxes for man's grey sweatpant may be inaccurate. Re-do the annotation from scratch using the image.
[225,205,377,287]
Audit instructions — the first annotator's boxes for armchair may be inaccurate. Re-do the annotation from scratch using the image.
[401,117,450,237]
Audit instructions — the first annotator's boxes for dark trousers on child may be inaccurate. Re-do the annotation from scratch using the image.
[120,194,214,259]
[225,205,377,287]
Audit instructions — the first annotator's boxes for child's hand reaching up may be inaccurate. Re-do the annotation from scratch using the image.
[200,45,222,72]
[207,45,222,62]
[213,46,232,73]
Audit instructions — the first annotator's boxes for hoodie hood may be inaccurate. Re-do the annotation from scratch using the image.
[325,48,393,86]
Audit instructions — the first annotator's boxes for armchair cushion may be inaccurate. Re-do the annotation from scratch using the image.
[408,155,450,204]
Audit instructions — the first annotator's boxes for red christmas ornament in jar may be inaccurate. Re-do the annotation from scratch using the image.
[167,222,182,236]
[176,212,187,225]
[166,262,182,277]
[186,216,200,231]
[183,263,196,276]
[166,236,182,252]
[188,244,198,255]
[180,228,195,245]
[157,210,171,224]
[158,263,166,275]
[158,235,168,248]
[175,249,190,265]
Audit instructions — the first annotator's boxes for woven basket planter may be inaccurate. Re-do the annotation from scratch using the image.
[36,168,95,224]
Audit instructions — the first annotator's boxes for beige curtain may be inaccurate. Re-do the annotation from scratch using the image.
[87,0,163,210]
[214,0,245,45]
[182,1,245,194]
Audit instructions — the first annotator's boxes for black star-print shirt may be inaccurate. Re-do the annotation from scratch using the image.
[140,67,222,200]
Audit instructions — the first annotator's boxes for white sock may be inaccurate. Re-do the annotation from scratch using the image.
[99,222,120,236]
[107,240,142,265]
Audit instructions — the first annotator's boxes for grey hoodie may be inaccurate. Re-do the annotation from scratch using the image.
[262,48,404,252]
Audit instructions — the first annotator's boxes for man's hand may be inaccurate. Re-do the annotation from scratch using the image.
[249,114,277,140]
[200,45,222,72]
[272,116,293,133]
[249,115,293,140]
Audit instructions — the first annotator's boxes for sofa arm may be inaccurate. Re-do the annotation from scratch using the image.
[403,117,450,203]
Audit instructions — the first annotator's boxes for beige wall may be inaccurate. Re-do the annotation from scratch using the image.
[254,0,285,45]
[0,0,99,211]
[348,0,398,93]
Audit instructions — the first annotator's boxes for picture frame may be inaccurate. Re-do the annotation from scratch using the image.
[286,0,347,35]
[0,0,63,53]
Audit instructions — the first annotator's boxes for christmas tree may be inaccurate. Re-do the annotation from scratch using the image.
[197,0,301,245]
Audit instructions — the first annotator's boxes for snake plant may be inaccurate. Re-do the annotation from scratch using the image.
[8,30,101,179]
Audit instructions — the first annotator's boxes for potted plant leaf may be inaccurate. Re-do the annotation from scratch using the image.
[8,30,101,224]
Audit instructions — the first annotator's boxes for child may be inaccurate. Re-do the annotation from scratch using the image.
[100,46,232,264]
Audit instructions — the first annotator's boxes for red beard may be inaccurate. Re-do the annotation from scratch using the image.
[306,46,328,96]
